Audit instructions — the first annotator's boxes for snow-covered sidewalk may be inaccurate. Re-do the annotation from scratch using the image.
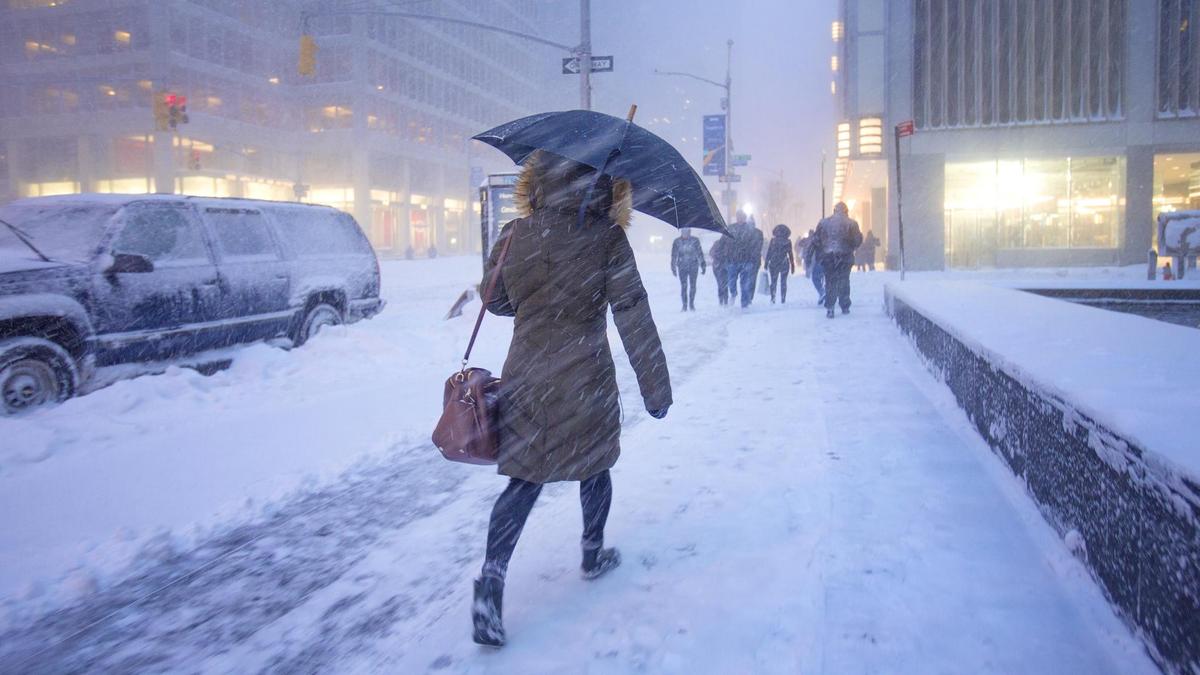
[0,261,1157,673]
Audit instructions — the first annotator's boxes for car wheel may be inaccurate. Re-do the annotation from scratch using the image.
[293,303,343,347]
[0,338,77,415]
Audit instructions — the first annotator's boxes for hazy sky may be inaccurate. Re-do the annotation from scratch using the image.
[581,0,838,235]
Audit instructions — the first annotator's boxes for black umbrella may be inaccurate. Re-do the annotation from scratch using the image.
[473,108,729,235]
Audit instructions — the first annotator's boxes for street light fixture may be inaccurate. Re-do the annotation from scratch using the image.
[655,39,736,221]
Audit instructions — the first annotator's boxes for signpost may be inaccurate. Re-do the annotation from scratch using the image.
[718,174,742,183]
[731,153,751,167]
[894,120,915,280]
[702,114,727,177]
[562,55,613,74]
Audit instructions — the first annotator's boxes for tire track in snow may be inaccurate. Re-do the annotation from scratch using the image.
[0,307,736,674]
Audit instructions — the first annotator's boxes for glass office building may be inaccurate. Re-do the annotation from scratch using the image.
[831,0,1200,269]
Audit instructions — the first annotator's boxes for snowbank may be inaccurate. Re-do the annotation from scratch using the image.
[886,281,1200,674]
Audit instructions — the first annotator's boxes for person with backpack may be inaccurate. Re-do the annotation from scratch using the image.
[811,202,863,318]
[765,224,796,303]
[671,228,706,311]
[710,235,731,306]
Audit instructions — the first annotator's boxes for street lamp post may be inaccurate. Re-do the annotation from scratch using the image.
[655,39,736,221]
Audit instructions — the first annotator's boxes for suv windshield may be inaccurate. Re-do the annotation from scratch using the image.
[0,202,118,263]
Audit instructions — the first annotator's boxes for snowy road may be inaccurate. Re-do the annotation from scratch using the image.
[1,257,1157,673]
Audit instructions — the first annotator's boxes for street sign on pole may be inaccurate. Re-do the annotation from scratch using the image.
[894,120,915,279]
[718,174,742,183]
[702,114,726,176]
[562,55,613,74]
[731,153,751,167]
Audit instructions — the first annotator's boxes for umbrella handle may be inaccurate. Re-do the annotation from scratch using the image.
[626,104,637,122]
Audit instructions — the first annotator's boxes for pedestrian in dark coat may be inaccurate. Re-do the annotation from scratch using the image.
[473,150,673,647]
[671,228,706,311]
[801,229,825,304]
[812,202,863,318]
[725,210,764,308]
[858,230,881,271]
[765,224,796,304]
[710,236,731,305]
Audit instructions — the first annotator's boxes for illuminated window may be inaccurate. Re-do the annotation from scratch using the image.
[831,21,844,41]
[831,80,837,95]
[858,117,883,155]
[830,55,839,72]
[836,122,851,158]
[943,156,1125,267]
[114,30,131,45]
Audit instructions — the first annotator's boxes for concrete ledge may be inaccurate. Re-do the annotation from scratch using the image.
[885,283,1199,674]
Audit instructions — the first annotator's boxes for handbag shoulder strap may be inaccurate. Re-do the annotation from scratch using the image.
[462,223,516,366]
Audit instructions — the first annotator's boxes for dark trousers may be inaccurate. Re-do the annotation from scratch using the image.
[678,266,699,309]
[768,267,788,302]
[481,470,612,581]
[821,253,853,311]
[714,264,729,305]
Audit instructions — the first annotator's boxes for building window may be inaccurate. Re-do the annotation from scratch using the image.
[1152,152,1200,250]
[832,21,844,42]
[858,117,883,155]
[836,122,851,158]
[915,0,1125,130]
[944,156,1125,267]
[1158,0,1200,117]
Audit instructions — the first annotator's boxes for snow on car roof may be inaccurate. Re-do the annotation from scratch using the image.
[5,194,341,212]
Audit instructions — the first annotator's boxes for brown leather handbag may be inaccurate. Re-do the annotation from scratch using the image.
[432,230,514,464]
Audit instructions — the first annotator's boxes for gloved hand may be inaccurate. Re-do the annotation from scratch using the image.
[701,268,706,275]
[671,270,677,278]
[648,407,669,419]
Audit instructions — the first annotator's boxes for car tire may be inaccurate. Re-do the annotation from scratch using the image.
[0,338,77,415]
[293,302,343,347]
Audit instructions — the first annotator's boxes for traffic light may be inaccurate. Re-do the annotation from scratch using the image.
[153,91,169,131]
[299,35,317,76]
[164,93,189,129]
[188,150,201,171]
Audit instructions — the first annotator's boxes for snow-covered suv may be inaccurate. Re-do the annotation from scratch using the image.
[0,194,384,414]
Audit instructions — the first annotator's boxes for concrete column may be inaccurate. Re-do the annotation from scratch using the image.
[76,136,97,193]
[1123,145,1155,265]
[352,145,372,244]
[152,131,175,193]
[396,157,411,251]
[432,163,447,250]
[6,140,24,200]
[901,152,946,271]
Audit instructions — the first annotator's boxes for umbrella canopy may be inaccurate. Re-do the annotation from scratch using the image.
[473,110,728,235]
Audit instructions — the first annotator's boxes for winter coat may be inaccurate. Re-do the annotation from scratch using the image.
[856,232,881,265]
[765,235,795,273]
[710,236,731,269]
[671,236,706,274]
[813,213,863,258]
[484,151,672,484]
[728,221,764,265]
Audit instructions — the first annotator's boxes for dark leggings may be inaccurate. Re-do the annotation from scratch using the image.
[481,470,612,581]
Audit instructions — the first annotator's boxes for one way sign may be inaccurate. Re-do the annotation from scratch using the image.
[562,55,614,74]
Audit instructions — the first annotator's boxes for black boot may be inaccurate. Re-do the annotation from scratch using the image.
[581,547,622,580]
[826,308,835,319]
[472,577,505,647]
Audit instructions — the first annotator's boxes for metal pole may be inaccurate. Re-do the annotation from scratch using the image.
[894,128,906,280]
[579,0,592,110]
[725,39,734,220]
[821,151,827,219]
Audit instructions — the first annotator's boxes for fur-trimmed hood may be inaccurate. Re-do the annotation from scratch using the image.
[513,150,632,228]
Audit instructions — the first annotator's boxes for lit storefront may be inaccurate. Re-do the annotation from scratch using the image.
[944,157,1126,268]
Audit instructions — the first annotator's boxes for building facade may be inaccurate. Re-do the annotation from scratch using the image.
[0,0,566,256]
[832,0,1200,269]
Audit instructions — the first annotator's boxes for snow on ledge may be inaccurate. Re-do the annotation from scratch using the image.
[885,280,1199,477]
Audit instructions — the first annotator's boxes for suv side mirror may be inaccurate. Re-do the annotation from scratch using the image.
[108,252,155,274]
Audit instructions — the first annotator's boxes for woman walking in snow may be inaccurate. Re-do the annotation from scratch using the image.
[473,150,673,647]
[765,224,796,303]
